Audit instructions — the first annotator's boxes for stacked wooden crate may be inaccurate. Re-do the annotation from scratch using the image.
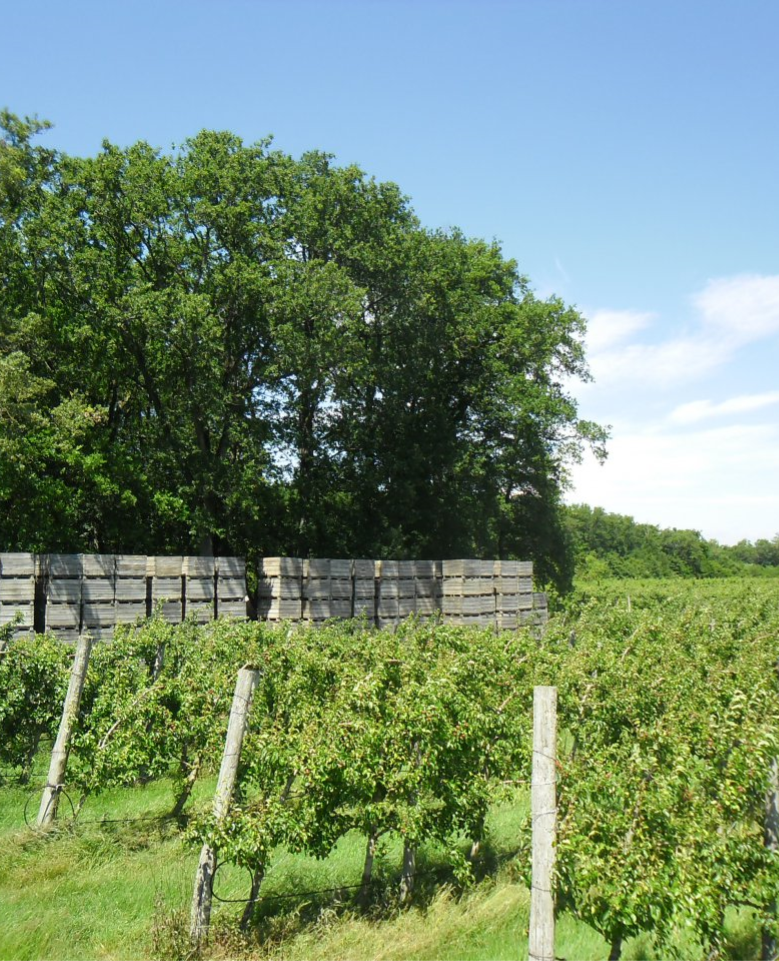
[258,557,303,621]
[329,560,353,619]
[80,554,117,640]
[216,557,247,619]
[150,556,183,623]
[397,561,416,618]
[413,560,440,619]
[44,554,83,641]
[526,592,549,632]
[494,560,533,630]
[114,555,148,629]
[0,552,543,636]
[184,556,216,623]
[0,553,35,638]
[300,559,334,623]
[376,560,399,629]
[441,560,496,627]
[352,560,376,621]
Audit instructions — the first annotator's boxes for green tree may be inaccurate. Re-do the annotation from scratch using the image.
[0,111,604,584]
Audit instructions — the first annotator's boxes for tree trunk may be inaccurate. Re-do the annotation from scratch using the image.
[21,729,42,785]
[608,928,623,961]
[239,867,265,932]
[296,380,317,556]
[171,755,201,819]
[359,829,379,906]
[399,842,416,904]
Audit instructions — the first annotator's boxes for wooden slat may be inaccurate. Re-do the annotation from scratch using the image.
[114,603,147,624]
[0,603,33,626]
[48,554,82,577]
[330,559,351,579]
[353,597,375,617]
[152,577,183,600]
[82,604,116,627]
[82,580,115,603]
[303,599,331,620]
[329,600,352,618]
[153,556,184,577]
[398,597,415,617]
[415,596,438,616]
[186,579,215,602]
[306,559,330,579]
[0,579,35,603]
[304,583,331,601]
[47,581,81,603]
[0,553,35,576]
[183,557,216,577]
[260,557,304,578]
[46,605,80,628]
[218,578,246,601]
[263,598,303,619]
[218,557,245,579]
[114,555,147,577]
[115,580,147,603]
[156,601,183,622]
[79,554,115,578]
[258,578,302,600]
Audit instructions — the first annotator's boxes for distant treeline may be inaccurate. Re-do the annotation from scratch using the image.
[565,504,779,579]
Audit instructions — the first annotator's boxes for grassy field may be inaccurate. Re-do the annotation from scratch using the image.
[0,774,761,960]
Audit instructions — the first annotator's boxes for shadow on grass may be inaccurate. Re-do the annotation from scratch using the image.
[226,835,526,954]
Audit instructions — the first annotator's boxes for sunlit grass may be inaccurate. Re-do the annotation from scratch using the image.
[0,764,767,961]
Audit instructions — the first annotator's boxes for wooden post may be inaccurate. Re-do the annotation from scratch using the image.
[190,665,260,945]
[764,657,779,961]
[37,632,93,826]
[529,685,557,961]
[763,756,778,961]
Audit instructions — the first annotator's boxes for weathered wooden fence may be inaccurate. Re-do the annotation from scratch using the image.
[0,553,548,639]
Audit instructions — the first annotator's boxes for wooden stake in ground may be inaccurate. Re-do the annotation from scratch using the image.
[190,665,260,946]
[529,685,557,961]
[764,657,779,961]
[763,755,779,961]
[37,632,93,827]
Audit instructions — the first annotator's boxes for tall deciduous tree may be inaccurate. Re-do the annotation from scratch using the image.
[0,112,606,587]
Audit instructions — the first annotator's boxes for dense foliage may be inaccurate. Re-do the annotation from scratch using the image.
[0,625,69,782]
[565,503,779,580]
[543,581,779,958]
[0,110,605,588]
[3,580,778,958]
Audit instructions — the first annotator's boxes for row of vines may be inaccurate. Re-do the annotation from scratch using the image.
[1,579,778,958]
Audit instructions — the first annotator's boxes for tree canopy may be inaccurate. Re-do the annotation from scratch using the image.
[0,111,606,588]
[564,503,779,580]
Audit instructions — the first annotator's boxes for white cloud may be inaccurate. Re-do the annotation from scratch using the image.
[694,274,779,344]
[669,391,779,425]
[568,274,779,542]
[585,273,779,389]
[567,423,779,543]
[585,309,654,352]
[587,335,725,389]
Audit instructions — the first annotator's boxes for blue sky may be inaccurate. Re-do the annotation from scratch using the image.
[4,0,778,543]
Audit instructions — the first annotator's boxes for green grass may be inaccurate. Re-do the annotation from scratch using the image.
[0,777,764,960]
